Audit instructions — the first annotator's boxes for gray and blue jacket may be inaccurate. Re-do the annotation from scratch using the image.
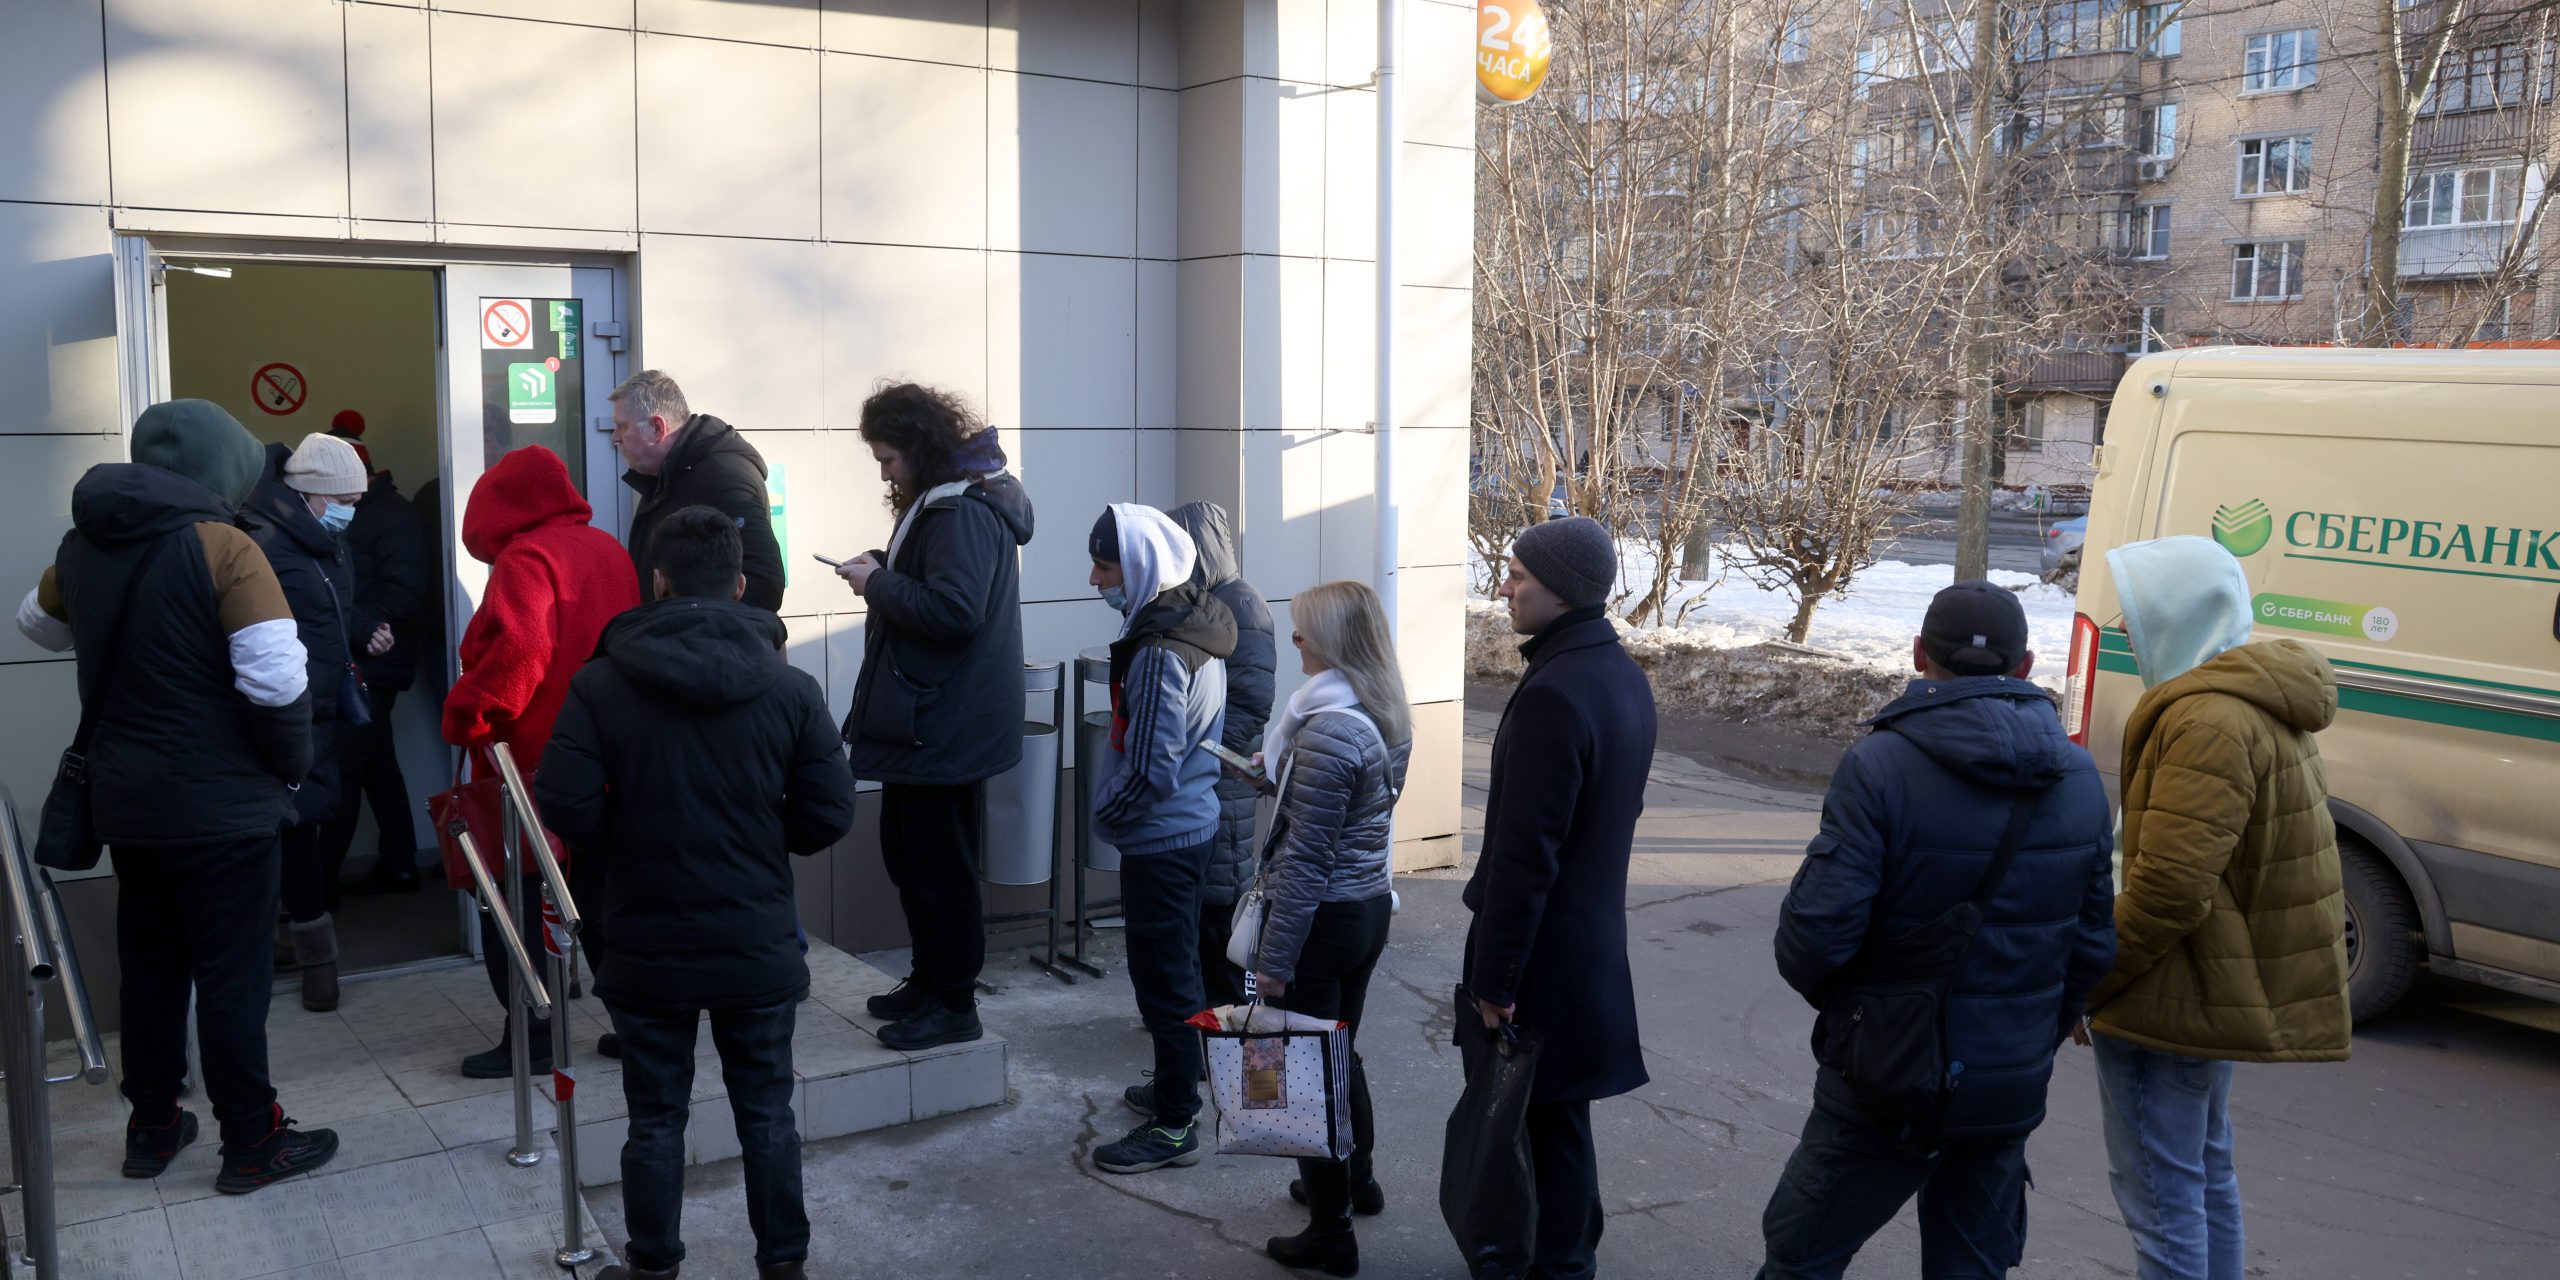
[1095,581,1237,857]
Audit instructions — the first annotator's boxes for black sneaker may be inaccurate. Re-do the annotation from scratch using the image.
[1292,1176,1387,1216]
[1093,1120,1202,1174]
[215,1108,337,1194]
[877,1003,982,1052]
[865,977,932,1021]
[1122,1082,1159,1118]
[122,1110,198,1178]
[597,1032,623,1059]
[460,1022,553,1080]
[595,1265,677,1280]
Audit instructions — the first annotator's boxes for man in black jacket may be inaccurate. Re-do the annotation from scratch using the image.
[332,464,431,894]
[537,505,856,1280]
[835,383,1034,1052]
[1167,501,1274,1007]
[1464,516,1656,1280]
[610,369,786,612]
[15,400,337,1193]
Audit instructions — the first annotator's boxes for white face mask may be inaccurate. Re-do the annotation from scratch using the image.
[317,501,356,533]
[1097,584,1129,613]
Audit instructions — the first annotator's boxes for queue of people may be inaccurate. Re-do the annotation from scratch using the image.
[16,380,2345,1280]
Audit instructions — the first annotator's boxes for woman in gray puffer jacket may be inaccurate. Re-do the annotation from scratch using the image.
[1242,580,1410,1278]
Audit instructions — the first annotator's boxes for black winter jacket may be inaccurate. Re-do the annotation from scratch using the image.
[1776,677,2115,1138]
[844,471,1037,786]
[1169,502,1274,906]
[45,464,312,847]
[345,472,428,691]
[536,597,857,1013]
[1463,609,1657,1102]
[241,444,357,825]
[623,415,785,612]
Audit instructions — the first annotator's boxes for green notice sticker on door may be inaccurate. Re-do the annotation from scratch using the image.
[2254,593,2400,643]
[549,300,582,361]
[507,362,557,425]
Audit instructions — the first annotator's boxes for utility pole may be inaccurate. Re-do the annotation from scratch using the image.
[1954,0,2005,582]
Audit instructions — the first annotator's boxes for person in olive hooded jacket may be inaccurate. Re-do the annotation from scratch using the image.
[16,399,337,1194]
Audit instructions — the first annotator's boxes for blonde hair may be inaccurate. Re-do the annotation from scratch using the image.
[1292,581,1411,746]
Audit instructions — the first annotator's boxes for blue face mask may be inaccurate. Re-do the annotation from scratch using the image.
[318,502,357,533]
[1098,584,1128,613]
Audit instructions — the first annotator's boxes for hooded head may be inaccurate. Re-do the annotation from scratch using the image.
[1168,501,1241,591]
[1089,502,1197,636]
[462,446,593,565]
[130,399,264,509]
[2106,535,2254,688]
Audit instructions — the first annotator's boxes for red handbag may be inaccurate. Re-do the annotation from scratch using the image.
[430,748,570,892]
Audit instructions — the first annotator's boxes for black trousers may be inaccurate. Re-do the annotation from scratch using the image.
[1196,897,1245,1010]
[877,781,986,1004]
[1528,1098,1604,1280]
[610,999,807,1270]
[1270,895,1391,1219]
[320,684,418,876]
[1756,1106,2030,1280]
[1119,839,1211,1126]
[278,821,335,923]
[113,836,282,1148]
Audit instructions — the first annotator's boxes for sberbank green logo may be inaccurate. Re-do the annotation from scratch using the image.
[2213,500,2274,557]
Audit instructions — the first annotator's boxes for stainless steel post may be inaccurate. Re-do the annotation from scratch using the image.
[504,800,541,1169]
[544,888,594,1269]
[17,972,56,1280]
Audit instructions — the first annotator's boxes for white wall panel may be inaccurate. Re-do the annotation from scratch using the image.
[0,0,110,206]
[820,243,988,426]
[1401,0,1477,151]
[641,0,819,47]
[822,611,865,727]
[1176,0,1269,87]
[106,0,346,218]
[1238,428,1325,598]
[636,234,825,430]
[1242,256,1324,432]
[1395,283,1469,430]
[822,0,984,66]
[823,55,986,249]
[1323,87,1377,261]
[1273,0,1328,87]
[1320,257,1373,433]
[0,204,120,436]
[1011,429,1135,602]
[1174,79,1248,260]
[1398,142,1473,289]
[1396,562,1466,704]
[435,1,633,27]
[0,662,83,854]
[1133,428,1176,508]
[988,72,1137,257]
[1174,424,1242,519]
[1174,257,1240,432]
[1396,426,1468,569]
[989,0,1136,84]
[1135,259,1176,430]
[1137,88,1178,260]
[432,13,637,232]
[740,428,871,618]
[1327,0,1379,89]
[638,35,821,240]
[347,3,435,226]
[1137,0,1181,89]
[1273,83,1326,260]
[0,434,130,665]
[989,253,1135,432]
[1317,428,1376,585]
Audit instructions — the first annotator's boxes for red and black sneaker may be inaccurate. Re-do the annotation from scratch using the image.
[214,1107,338,1195]
[122,1109,199,1179]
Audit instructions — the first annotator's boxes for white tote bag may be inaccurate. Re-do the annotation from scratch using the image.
[1195,1004,1357,1160]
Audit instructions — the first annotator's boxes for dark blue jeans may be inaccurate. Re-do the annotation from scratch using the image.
[1119,840,1211,1126]
[1757,1105,2030,1279]
[607,999,807,1269]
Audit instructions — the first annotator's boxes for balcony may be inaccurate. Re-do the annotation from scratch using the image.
[2399,222,2532,279]
[2009,349,2126,393]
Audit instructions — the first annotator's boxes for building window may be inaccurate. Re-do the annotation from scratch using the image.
[2232,241,2306,300]
[2406,165,2523,227]
[1917,18,1971,73]
[2130,203,2172,259]
[2141,4,2182,57]
[2140,102,2179,158]
[2475,297,2513,343]
[1778,16,1812,63]
[2134,305,2170,352]
[2017,1,2131,62]
[2420,43,2533,114]
[2242,29,2319,92]
[2003,399,2047,452]
[2237,135,2313,195]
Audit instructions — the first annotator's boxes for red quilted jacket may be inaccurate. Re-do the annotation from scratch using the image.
[442,448,641,772]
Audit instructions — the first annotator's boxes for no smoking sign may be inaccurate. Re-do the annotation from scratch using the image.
[481,298,534,350]
[251,362,306,416]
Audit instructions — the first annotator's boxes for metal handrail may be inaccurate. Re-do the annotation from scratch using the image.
[37,880,106,1085]
[489,743,580,937]
[0,803,55,982]
[450,823,552,1017]
[0,794,103,1083]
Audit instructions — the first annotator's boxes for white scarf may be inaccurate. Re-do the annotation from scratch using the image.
[884,476,990,568]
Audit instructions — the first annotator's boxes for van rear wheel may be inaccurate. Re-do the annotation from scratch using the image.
[2341,839,2421,1024]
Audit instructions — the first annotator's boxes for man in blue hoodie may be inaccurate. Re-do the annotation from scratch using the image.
[1757,581,2116,1280]
[1084,503,1237,1175]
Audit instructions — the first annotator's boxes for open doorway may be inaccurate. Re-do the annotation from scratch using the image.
[162,260,463,974]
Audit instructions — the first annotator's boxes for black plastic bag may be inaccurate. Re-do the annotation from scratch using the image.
[1441,984,1541,1280]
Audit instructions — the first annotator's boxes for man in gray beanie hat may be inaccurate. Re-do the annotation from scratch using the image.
[1507,515,1617,617]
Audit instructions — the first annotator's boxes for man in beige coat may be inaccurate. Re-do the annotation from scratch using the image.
[2085,535,2350,1280]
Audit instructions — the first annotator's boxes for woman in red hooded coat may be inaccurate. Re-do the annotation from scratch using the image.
[444,446,641,1078]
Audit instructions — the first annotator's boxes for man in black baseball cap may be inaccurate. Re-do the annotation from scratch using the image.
[1753,577,2114,1278]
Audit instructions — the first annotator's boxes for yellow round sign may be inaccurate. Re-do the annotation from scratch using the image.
[1476,0,1554,104]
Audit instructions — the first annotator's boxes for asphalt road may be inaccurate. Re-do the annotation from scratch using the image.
[1879,510,2058,575]
[600,699,2560,1279]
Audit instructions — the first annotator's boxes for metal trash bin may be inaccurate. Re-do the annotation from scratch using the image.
[1073,648,1121,872]
[981,662,1062,885]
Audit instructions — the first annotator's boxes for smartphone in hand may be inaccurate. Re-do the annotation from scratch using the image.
[813,553,846,568]
[1200,740,1270,788]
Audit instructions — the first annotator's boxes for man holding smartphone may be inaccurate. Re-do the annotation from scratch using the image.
[833,384,1032,1052]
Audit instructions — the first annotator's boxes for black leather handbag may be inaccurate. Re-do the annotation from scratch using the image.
[35,538,168,871]
[1816,787,2041,1128]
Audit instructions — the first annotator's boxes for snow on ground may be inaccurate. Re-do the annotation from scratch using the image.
[1475,540,2078,690]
